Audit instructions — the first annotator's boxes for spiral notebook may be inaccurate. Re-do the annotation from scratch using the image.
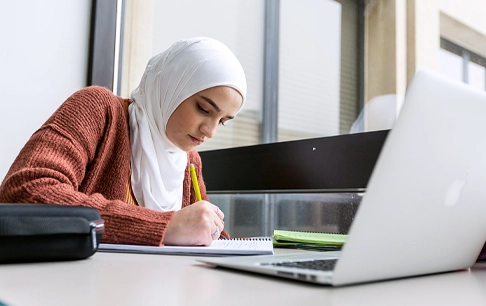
[98,238,274,256]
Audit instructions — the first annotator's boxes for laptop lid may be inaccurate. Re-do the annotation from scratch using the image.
[331,69,486,285]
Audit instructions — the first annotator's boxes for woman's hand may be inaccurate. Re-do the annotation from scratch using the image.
[163,201,225,246]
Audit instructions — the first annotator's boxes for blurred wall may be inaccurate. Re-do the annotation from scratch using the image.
[0,0,92,181]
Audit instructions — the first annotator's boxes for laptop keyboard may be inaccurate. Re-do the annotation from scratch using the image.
[264,259,338,271]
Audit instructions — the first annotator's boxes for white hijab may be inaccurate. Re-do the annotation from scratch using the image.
[128,37,247,212]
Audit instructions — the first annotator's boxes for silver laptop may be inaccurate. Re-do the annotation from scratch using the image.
[198,69,486,286]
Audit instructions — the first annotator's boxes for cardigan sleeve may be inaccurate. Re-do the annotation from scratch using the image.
[0,87,173,246]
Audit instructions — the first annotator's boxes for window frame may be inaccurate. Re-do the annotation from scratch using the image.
[87,0,124,93]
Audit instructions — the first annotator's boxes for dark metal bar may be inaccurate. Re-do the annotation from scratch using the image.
[87,0,118,90]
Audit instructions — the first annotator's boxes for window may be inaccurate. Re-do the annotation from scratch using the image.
[119,0,362,150]
[440,38,486,91]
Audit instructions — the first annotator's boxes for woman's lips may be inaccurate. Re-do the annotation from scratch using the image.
[189,135,203,145]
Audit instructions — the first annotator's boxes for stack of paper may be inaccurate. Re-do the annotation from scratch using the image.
[273,230,347,251]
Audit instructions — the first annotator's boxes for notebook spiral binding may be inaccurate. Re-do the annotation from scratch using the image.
[219,237,272,241]
[276,230,346,235]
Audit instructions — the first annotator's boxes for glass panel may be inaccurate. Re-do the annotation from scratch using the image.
[439,48,463,83]
[209,193,362,237]
[124,0,265,150]
[121,0,360,148]
[468,61,486,91]
[278,0,342,141]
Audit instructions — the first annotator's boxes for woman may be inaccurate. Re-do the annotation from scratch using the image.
[0,37,246,246]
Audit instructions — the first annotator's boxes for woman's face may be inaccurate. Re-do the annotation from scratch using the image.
[166,86,243,152]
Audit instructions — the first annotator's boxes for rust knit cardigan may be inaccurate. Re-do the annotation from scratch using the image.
[0,86,228,245]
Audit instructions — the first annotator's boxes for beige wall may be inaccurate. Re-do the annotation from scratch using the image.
[439,0,486,36]
[365,0,407,102]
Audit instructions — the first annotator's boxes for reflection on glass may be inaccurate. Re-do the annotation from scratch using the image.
[209,193,362,237]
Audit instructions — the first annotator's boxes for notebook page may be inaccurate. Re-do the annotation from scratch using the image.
[98,238,273,256]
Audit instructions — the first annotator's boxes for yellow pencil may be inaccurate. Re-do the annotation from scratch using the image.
[190,164,202,201]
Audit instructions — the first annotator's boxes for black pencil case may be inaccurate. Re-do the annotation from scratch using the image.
[0,203,105,263]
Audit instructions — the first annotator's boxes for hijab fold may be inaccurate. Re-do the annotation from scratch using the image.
[128,37,247,212]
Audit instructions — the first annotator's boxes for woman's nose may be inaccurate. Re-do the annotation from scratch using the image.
[200,120,219,139]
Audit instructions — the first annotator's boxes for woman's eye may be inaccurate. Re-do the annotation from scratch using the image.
[219,120,226,126]
[197,104,209,114]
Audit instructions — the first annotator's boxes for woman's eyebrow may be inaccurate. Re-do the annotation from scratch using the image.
[199,95,221,112]
[198,94,235,120]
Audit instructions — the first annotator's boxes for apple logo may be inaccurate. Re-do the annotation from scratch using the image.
[444,179,467,207]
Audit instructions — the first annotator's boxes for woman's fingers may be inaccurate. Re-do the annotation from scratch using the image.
[213,205,224,220]
[212,205,224,240]
[212,216,225,240]
[211,227,220,240]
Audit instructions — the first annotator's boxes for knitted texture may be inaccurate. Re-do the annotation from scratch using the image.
[0,86,228,245]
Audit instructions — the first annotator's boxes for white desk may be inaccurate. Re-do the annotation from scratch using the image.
[1,249,486,306]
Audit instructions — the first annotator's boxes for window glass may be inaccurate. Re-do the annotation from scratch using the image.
[210,193,361,237]
[468,61,486,91]
[121,0,360,150]
[278,0,342,141]
[149,0,265,151]
[439,48,463,83]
